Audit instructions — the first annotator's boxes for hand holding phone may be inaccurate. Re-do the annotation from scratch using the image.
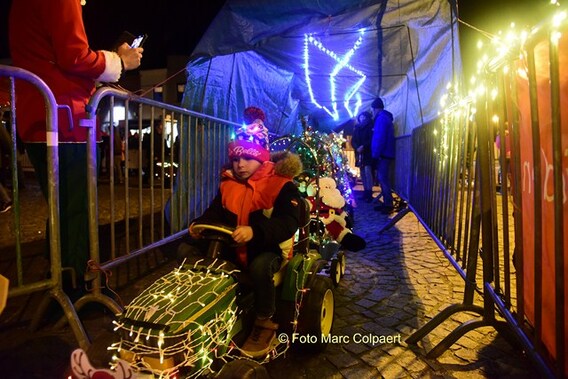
[131,34,147,49]
[113,31,147,51]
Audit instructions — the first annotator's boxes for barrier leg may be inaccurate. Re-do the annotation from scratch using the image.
[425,318,489,358]
[30,287,91,350]
[405,303,483,345]
[54,292,122,329]
[377,207,411,234]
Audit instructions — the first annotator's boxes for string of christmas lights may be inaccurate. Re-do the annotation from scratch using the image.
[108,244,316,378]
[303,30,367,120]
[109,260,240,378]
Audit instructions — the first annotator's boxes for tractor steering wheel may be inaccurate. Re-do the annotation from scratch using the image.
[191,223,240,258]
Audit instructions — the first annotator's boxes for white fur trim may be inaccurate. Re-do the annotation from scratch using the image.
[96,50,122,83]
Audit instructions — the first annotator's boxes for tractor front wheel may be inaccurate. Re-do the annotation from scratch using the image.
[296,275,334,352]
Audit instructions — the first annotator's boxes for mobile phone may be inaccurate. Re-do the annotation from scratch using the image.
[131,34,147,49]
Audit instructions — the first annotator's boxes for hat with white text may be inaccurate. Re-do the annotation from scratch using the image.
[228,120,270,163]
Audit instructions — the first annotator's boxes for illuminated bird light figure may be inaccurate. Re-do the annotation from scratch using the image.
[304,29,366,120]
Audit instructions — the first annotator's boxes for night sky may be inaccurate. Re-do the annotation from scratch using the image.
[0,0,553,72]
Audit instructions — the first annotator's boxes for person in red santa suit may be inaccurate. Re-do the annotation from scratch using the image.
[8,0,143,286]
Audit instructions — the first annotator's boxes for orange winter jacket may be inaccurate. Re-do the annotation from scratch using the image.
[192,153,303,267]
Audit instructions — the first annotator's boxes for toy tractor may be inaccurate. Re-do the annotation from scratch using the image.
[109,208,335,378]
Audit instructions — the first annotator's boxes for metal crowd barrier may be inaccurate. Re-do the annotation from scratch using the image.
[0,71,236,348]
[385,17,567,379]
[0,65,90,350]
[55,87,236,343]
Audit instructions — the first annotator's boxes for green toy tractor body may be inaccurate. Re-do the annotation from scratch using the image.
[111,221,335,378]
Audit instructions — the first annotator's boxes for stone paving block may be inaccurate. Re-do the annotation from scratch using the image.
[360,309,379,320]
[266,353,341,379]
[326,349,360,369]
[366,288,394,302]
[361,321,394,336]
[453,369,490,379]
[420,297,443,307]
[437,351,469,365]
[334,306,354,317]
[343,340,370,355]
[378,361,409,379]
[346,303,370,315]
[450,310,484,324]
[401,318,422,329]
[412,372,447,379]
[455,335,486,350]
[337,324,366,338]
[343,313,370,325]
[375,315,402,328]
[454,347,479,361]
[406,357,429,375]
[339,363,381,379]
[359,346,391,368]
[476,342,509,361]
[395,324,416,336]
[381,344,407,357]
[396,287,418,297]
[396,349,424,368]
[332,317,348,330]
[355,298,376,309]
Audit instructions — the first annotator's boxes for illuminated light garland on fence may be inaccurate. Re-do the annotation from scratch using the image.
[432,4,566,168]
[303,29,367,120]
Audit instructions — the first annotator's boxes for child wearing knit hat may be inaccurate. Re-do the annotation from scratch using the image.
[188,106,303,358]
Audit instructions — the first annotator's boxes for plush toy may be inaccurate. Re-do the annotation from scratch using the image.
[306,177,366,252]
[70,349,134,379]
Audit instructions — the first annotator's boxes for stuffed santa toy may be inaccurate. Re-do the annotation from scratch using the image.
[306,177,366,252]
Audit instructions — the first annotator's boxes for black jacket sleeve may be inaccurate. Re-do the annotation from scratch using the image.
[192,190,237,227]
[249,182,302,249]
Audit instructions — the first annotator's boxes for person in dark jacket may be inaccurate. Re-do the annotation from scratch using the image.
[189,114,303,359]
[371,98,396,213]
[351,111,375,202]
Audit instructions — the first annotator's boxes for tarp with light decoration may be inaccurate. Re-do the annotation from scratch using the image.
[181,0,461,136]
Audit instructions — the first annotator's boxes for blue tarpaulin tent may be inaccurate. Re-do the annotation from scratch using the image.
[182,0,461,136]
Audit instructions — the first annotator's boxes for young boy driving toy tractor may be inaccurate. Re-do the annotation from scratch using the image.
[188,107,303,358]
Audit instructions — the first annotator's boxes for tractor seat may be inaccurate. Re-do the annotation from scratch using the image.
[273,197,310,287]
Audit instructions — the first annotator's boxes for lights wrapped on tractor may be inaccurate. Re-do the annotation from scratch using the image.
[109,262,239,378]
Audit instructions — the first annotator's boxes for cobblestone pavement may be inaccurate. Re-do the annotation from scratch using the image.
[0,184,537,378]
[264,196,536,379]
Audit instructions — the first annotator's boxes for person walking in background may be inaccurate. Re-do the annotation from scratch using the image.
[143,117,168,184]
[370,98,396,214]
[351,111,375,203]
[9,0,143,286]
[113,128,125,184]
